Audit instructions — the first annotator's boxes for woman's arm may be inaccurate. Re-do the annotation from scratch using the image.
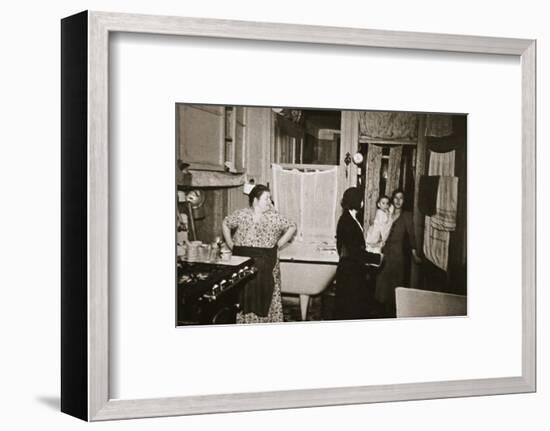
[277,224,296,248]
[222,220,234,250]
[222,209,242,250]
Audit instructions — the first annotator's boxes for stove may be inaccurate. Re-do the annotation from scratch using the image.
[177,258,257,326]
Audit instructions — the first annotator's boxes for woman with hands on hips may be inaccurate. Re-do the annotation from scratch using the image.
[222,184,296,324]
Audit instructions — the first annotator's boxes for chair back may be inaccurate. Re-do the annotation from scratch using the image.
[395,287,466,318]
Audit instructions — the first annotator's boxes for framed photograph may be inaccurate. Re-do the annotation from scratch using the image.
[61,11,536,421]
[175,104,467,326]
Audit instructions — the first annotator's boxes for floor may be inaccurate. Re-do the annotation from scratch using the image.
[282,283,388,322]
[282,284,337,322]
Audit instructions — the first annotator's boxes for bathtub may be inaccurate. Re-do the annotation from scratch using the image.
[279,241,338,320]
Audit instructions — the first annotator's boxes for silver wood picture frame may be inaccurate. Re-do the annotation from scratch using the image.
[61,10,536,421]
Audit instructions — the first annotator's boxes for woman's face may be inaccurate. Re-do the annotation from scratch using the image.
[254,191,272,213]
[392,192,405,209]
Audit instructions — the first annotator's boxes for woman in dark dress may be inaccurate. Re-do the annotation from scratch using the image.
[335,187,380,320]
[375,189,421,317]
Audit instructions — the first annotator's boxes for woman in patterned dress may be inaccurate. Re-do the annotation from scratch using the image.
[222,185,297,324]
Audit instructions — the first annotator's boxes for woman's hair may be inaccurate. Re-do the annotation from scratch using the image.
[390,188,405,202]
[341,187,363,211]
[248,184,270,207]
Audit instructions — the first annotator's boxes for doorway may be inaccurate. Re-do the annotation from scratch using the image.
[360,143,416,226]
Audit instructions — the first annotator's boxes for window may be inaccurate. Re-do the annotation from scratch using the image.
[273,109,341,166]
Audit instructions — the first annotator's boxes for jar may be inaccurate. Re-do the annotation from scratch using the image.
[220,248,232,261]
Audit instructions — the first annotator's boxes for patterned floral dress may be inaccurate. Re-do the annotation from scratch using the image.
[223,208,296,324]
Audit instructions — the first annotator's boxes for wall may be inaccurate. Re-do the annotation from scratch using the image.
[0,1,547,430]
[226,107,273,219]
[245,107,272,186]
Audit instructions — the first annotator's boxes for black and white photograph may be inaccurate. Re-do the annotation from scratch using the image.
[176,105,467,326]
[3,0,544,427]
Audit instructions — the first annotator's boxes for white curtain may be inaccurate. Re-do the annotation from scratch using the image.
[272,164,337,243]
[272,164,301,233]
[431,176,458,232]
[428,150,455,176]
[301,168,338,242]
[423,150,458,271]
[423,216,450,271]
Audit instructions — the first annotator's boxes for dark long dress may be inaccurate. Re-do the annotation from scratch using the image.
[335,210,379,320]
[375,211,417,316]
[223,208,296,324]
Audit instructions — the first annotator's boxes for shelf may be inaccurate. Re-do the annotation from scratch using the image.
[177,169,246,188]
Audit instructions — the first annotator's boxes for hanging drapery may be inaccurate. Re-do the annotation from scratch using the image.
[301,168,338,242]
[423,149,459,271]
[272,164,302,233]
[272,164,338,243]
[428,150,455,176]
[427,115,467,269]
[386,146,403,197]
[425,114,454,137]
[358,112,418,140]
[423,216,451,271]
[418,175,439,216]
[431,176,458,232]
[364,143,383,227]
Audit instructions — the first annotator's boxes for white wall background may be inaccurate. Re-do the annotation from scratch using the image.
[0,0,546,429]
